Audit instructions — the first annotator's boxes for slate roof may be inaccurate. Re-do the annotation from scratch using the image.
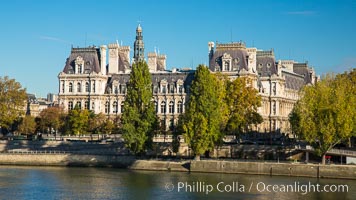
[62,47,101,74]
[293,63,313,84]
[283,71,306,90]
[256,50,278,77]
[209,49,249,72]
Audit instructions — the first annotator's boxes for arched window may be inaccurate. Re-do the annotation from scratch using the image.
[113,101,118,113]
[84,101,89,110]
[169,101,174,113]
[105,101,110,114]
[85,82,90,92]
[77,101,82,109]
[177,101,183,113]
[161,101,166,114]
[69,83,73,93]
[77,82,81,93]
[68,101,73,110]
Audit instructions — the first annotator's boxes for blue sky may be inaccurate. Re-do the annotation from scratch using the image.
[1,0,355,97]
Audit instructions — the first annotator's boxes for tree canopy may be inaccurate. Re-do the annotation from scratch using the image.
[17,115,36,135]
[121,61,157,155]
[182,65,225,160]
[0,76,27,132]
[39,107,64,134]
[181,66,263,160]
[67,106,91,135]
[224,77,263,136]
[290,70,356,164]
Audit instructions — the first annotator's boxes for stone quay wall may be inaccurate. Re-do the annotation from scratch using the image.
[0,154,355,179]
[190,160,356,179]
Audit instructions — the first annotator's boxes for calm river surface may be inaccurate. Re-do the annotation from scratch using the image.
[0,166,354,200]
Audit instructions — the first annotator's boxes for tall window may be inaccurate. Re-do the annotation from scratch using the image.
[161,101,166,114]
[61,81,65,93]
[105,101,110,114]
[92,102,95,110]
[84,101,89,110]
[273,101,276,115]
[169,84,175,93]
[77,64,82,74]
[177,101,183,113]
[114,86,118,94]
[120,85,126,94]
[113,101,118,113]
[85,82,90,92]
[68,101,73,110]
[169,101,174,114]
[272,82,276,95]
[69,83,73,93]
[162,85,167,93]
[224,61,229,71]
[92,81,96,93]
[153,85,158,94]
[154,101,158,113]
[77,82,81,93]
[178,85,183,94]
[121,102,125,113]
[76,101,81,109]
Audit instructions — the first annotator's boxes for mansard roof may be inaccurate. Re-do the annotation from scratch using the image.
[282,70,306,90]
[62,47,101,74]
[256,50,278,77]
[293,62,313,84]
[209,43,249,72]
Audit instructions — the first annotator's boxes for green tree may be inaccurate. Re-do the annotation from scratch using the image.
[0,76,27,133]
[121,61,157,155]
[290,71,356,164]
[39,107,64,134]
[224,77,262,136]
[182,65,225,160]
[101,119,114,134]
[88,112,107,134]
[17,115,36,135]
[67,106,90,135]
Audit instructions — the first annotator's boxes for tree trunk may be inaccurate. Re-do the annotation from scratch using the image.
[194,154,201,161]
[322,154,326,165]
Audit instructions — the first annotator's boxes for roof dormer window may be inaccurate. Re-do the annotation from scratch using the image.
[75,56,84,74]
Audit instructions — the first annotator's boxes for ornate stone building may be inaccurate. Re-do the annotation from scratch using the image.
[58,25,317,135]
[208,42,318,136]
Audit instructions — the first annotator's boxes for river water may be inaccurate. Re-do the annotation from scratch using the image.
[0,166,354,200]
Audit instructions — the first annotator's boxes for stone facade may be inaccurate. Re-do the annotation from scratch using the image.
[58,25,318,134]
[208,42,318,136]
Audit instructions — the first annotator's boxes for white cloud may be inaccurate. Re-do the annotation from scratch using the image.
[39,35,71,44]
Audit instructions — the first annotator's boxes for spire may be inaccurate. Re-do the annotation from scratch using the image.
[134,24,144,62]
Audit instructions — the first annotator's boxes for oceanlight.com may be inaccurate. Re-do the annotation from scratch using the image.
[164,181,349,195]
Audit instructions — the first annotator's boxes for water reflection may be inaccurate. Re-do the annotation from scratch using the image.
[0,166,354,200]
